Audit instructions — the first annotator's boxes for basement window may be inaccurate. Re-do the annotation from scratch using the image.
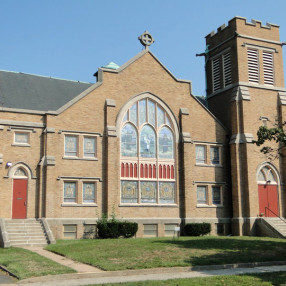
[63,225,77,239]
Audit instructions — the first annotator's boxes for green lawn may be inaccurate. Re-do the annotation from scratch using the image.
[87,271,286,286]
[0,247,75,279]
[46,236,286,271]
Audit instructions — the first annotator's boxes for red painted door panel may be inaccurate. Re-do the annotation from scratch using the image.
[258,184,278,217]
[12,179,27,219]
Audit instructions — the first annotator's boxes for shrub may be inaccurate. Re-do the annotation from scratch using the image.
[184,223,211,236]
[97,215,138,239]
[119,222,138,238]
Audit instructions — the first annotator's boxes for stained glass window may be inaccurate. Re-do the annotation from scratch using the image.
[140,125,156,158]
[121,124,137,157]
[139,99,147,126]
[64,182,77,203]
[141,181,157,203]
[83,183,95,203]
[120,97,175,204]
[65,136,78,157]
[121,181,138,203]
[130,103,137,126]
[210,146,220,165]
[212,186,221,205]
[195,145,205,164]
[14,168,27,177]
[148,100,156,126]
[159,127,173,159]
[157,106,165,127]
[159,182,175,204]
[84,137,96,158]
[197,186,207,204]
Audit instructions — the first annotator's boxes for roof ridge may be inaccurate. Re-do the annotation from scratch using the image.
[0,70,92,84]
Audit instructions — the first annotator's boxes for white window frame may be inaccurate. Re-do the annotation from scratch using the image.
[195,145,206,165]
[197,185,208,205]
[64,135,79,157]
[210,146,221,165]
[14,131,30,146]
[212,186,222,206]
[82,181,96,204]
[83,136,97,158]
[63,181,77,204]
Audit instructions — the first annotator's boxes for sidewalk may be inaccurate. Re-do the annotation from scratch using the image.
[16,264,286,285]
[4,246,286,286]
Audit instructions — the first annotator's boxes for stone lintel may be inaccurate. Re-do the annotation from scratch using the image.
[106,99,116,107]
[107,125,117,137]
[229,133,254,144]
[180,107,189,115]
[230,86,251,102]
[182,132,192,143]
[278,91,286,105]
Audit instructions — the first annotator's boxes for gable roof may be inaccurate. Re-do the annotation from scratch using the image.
[0,71,92,112]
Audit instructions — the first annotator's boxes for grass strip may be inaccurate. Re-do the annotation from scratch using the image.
[0,247,75,279]
[86,271,286,285]
[46,236,286,271]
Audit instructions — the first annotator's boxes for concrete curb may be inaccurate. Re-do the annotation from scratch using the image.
[0,265,19,279]
[19,260,286,283]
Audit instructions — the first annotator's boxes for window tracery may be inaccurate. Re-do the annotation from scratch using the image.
[120,98,175,204]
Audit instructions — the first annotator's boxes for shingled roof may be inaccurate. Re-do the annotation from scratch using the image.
[0,71,93,112]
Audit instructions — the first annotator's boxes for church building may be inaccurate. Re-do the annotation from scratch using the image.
[0,16,285,245]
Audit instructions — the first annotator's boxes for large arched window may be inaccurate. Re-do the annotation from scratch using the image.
[120,98,176,204]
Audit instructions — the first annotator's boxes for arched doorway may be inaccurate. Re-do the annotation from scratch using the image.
[12,167,28,219]
[257,165,279,217]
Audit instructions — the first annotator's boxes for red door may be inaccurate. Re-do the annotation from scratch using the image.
[12,179,28,219]
[258,184,278,217]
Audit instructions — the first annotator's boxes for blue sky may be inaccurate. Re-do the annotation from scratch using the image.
[1,0,286,96]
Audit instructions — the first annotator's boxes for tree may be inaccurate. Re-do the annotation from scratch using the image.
[253,124,286,160]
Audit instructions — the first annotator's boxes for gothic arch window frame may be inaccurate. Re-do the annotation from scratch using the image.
[7,162,33,179]
[256,162,280,185]
[117,92,178,205]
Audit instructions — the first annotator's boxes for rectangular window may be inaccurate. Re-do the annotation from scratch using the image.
[212,57,221,92]
[64,182,77,203]
[14,132,29,145]
[195,145,206,164]
[63,225,77,239]
[83,137,96,158]
[121,181,138,203]
[83,182,96,203]
[223,52,232,87]
[143,224,157,237]
[83,224,96,239]
[247,49,259,83]
[165,224,178,237]
[263,51,274,85]
[212,186,222,205]
[197,186,207,204]
[65,135,78,157]
[210,146,220,165]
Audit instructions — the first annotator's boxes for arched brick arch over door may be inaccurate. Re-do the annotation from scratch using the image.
[257,164,279,217]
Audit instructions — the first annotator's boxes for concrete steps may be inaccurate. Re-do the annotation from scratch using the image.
[261,217,286,238]
[5,219,49,247]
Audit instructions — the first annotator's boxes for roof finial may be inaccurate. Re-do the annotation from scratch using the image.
[138,31,155,50]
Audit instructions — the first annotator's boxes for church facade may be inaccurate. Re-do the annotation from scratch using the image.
[0,17,285,239]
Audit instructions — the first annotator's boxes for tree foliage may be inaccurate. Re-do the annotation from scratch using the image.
[253,125,286,159]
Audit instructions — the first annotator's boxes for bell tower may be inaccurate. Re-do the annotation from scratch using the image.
[205,17,286,235]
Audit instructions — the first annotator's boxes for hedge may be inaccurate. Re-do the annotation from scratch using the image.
[184,223,211,236]
[97,220,138,239]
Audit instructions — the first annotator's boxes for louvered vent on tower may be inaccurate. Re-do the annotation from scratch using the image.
[263,51,274,85]
[212,57,221,92]
[247,49,259,83]
[223,52,231,87]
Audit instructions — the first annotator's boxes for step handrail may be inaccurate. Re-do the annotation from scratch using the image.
[265,206,286,224]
